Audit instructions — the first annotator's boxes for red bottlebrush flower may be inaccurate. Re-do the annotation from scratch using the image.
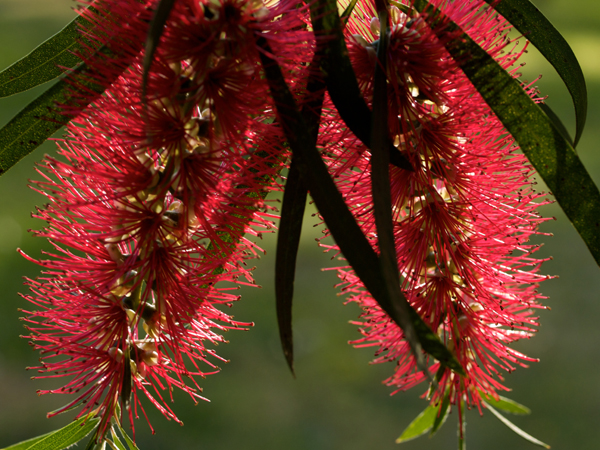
[21,0,310,440]
[322,0,552,427]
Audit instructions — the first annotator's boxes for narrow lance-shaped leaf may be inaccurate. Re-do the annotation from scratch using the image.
[395,404,438,443]
[113,423,141,450]
[108,429,128,450]
[309,0,413,171]
[430,391,451,436]
[256,33,463,375]
[482,394,532,415]
[414,0,600,267]
[341,0,360,26]
[142,0,177,99]
[276,159,307,375]
[2,415,100,450]
[369,2,429,376]
[0,47,114,176]
[1,432,53,450]
[484,402,550,448]
[538,102,573,147]
[0,3,102,98]
[275,44,326,375]
[484,0,587,146]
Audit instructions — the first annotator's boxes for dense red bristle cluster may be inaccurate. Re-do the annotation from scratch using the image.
[21,0,312,439]
[321,0,552,427]
[20,0,552,442]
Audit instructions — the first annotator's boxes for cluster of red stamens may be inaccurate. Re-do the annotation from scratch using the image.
[20,0,550,440]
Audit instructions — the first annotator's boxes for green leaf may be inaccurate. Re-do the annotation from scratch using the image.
[114,426,140,450]
[413,0,600,267]
[309,0,413,171]
[396,405,437,443]
[430,392,451,436]
[1,432,53,450]
[370,4,431,377]
[0,5,101,98]
[482,394,531,415]
[341,0,359,26]
[484,403,550,448]
[256,30,464,376]
[2,415,100,450]
[105,426,127,450]
[538,102,574,147]
[274,42,325,375]
[276,158,307,375]
[0,46,114,176]
[390,1,411,15]
[142,0,177,98]
[109,423,140,450]
[484,0,587,146]
[0,80,76,173]
[106,437,127,450]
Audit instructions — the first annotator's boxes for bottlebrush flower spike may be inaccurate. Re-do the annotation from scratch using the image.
[20,0,311,440]
[321,0,552,427]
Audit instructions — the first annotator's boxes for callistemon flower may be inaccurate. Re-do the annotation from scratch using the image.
[21,0,311,438]
[320,0,552,423]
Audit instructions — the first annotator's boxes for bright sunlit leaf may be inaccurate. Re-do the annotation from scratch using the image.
[396,405,437,443]
[2,415,99,450]
[482,394,532,415]
[485,403,550,448]
[430,391,451,436]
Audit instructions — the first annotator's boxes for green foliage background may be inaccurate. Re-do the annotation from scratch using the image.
[0,0,599,448]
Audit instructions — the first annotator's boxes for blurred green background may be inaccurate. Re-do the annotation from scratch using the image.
[1,0,599,448]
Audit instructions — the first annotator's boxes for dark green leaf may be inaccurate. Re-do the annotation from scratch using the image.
[275,158,307,375]
[3,415,100,450]
[370,5,429,376]
[485,403,550,448]
[257,31,463,376]
[484,0,587,146]
[482,394,531,415]
[395,404,437,443]
[433,363,446,382]
[414,0,600,267]
[0,46,115,176]
[430,391,451,436]
[274,36,326,375]
[538,102,574,147]
[142,0,177,98]
[121,347,132,409]
[0,5,100,98]
[341,0,359,26]
[310,0,413,171]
